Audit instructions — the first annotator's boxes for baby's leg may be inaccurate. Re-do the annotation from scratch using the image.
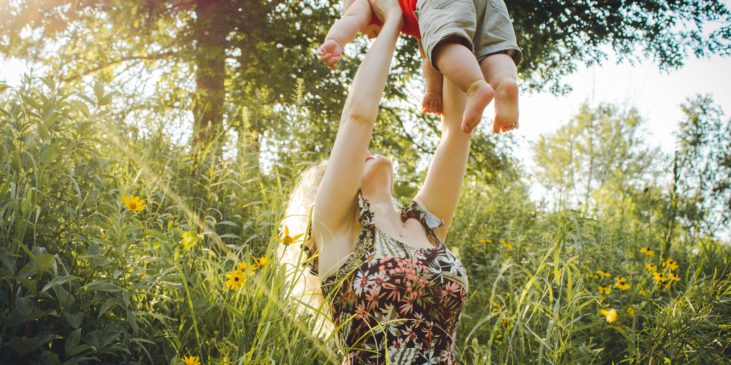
[434,40,493,133]
[421,58,444,114]
[417,0,493,133]
[480,53,519,133]
[472,0,522,133]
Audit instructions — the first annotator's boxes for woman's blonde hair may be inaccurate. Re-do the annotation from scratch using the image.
[276,160,335,339]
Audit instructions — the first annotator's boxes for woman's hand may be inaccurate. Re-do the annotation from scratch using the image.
[369,0,402,23]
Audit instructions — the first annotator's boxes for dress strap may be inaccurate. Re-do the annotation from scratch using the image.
[356,189,375,228]
[401,200,444,244]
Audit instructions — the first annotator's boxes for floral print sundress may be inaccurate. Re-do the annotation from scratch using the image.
[305,190,469,364]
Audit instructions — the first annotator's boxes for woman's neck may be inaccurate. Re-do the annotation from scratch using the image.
[363,190,400,218]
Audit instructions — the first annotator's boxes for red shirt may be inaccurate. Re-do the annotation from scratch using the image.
[369,0,420,39]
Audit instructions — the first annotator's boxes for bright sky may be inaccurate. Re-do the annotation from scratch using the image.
[512,54,731,157]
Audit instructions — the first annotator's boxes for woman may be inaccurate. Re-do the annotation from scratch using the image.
[281,1,476,363]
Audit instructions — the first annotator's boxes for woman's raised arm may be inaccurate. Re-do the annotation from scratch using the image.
[313,1,403,235]
[415,78,471,242]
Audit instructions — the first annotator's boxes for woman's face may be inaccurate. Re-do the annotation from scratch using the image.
[361,151,394,194]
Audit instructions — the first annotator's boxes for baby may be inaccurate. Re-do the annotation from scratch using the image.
[318,0,523,134]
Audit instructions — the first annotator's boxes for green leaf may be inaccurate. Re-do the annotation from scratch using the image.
[15,296,35,321]
[65,328,82,356]
[81,281,122,292]
[10,333,54,356]
[41,77,56,90]
[42,275,81,293]
[98,298,120,318]
[64,311,84,329]
[93,80,104,105]
[66,345,95,358]
[35,252,56,274]
[216,220,239,227]
[0,247,18,273]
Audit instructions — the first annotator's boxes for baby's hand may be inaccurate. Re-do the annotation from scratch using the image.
[421,91,443,115]
[318,39,343,69]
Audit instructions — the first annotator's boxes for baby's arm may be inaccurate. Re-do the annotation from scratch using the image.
[318,0,373,68]
[419,42,444,114]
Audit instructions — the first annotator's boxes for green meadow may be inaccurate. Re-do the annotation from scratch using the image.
[1,1,730,364]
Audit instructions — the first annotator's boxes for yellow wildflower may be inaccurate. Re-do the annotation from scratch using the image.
[598,286,611,295]
[480,238,493,244]
[181,355,200,365]
[652,271,668,284]
[626,306,636,317]
[225,270,245,290]
[663,258,678,271]
[181,231,200,250]
[614,277,630,291]
[638,289,648,296]
[645,263,657,273]
[122,195,146,213]
[236,261,255,275]
[668,272,680,282]
[639,247,655,257]
[253,256,271,268]
[599,308,618,323]
[499,240,513,249]
[278,225,303,245]
[596,269,612,278]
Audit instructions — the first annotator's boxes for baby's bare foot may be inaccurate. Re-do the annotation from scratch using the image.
[462,80,494,134]
[422,91,443,115]
[492,79,519,134]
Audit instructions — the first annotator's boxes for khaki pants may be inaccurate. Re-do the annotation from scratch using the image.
[417,0,522,70]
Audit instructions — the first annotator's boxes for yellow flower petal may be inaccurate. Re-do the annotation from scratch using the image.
[596,270,612,278]
[663,258,678,271]
[254,256,271,268]
[122,195,146,213]
[278,225,304,245]
[600,308,618,323]
[225,270,245,290]
[640,247,655,257]
[613,277,630,290]
[181,355,201,365]
[499,240,513,249]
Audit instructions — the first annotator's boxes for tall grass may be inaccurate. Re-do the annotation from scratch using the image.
[1,79,729,364]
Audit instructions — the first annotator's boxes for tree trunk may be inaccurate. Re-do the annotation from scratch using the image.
[193,0,227,147]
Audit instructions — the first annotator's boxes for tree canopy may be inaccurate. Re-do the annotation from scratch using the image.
[1,0,728,159]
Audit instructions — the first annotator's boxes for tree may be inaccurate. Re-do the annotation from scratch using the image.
[670,95,731,242]
[0,0,728,161]
[533,103,660,214]
[0,0,346,151]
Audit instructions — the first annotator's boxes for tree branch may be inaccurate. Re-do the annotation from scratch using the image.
[61,51,179,82]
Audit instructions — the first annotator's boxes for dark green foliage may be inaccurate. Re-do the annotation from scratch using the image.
[1,0,728,151]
